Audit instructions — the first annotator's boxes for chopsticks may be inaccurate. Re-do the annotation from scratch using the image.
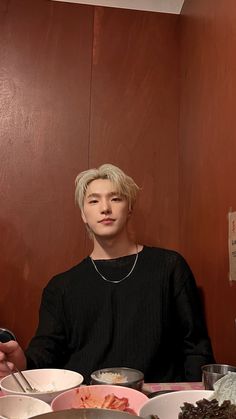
[15,366,37,392]
[4,362,36,392]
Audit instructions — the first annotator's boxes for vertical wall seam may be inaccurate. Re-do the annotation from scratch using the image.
[87,5,95,170]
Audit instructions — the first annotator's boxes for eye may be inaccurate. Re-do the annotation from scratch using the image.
[111,196,122,202]
[88,199,98,204]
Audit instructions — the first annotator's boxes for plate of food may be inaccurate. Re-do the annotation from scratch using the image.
[51,384,148,415]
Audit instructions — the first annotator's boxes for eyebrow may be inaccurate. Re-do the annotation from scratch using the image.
[86,192,120,199]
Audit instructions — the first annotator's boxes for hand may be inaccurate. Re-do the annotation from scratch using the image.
[0,341,26,378]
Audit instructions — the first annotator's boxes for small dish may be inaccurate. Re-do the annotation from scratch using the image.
[91,367,144,391]
[139,389,213,418]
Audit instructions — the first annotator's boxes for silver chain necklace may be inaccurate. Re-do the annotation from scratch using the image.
[90,245,139,284]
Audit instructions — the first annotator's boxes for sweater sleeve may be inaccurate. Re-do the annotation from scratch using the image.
[25,276,69,369]
[171,253,215,381]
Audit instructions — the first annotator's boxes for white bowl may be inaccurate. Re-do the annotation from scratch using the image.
[139,390,213,419]
[0,369,84,404]
[0,395,52,419]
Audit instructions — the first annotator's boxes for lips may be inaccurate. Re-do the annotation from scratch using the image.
[98,218,115,224]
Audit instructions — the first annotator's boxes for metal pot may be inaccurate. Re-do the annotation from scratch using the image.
[90,367,144,391]
[31,408,140,419]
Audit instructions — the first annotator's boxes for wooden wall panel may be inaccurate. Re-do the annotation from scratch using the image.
[180,0,236,365]
[90,7,180,249]
[0,1,180,350]
[0,0,93,346]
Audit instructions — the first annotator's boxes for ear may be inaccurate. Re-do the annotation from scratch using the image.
[81,210,87,224]
[128,207,133,217]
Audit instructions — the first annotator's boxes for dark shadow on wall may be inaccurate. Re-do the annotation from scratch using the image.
[198,285,215,360]
[198,286,207,322]
[0,218,38,348]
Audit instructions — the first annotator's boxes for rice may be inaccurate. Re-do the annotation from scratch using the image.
[96,372,128,384]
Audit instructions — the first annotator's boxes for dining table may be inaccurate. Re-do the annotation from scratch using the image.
[0,382,204,398]
[143,381,203,394]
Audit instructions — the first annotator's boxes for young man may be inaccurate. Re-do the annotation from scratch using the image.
[0,164,214,382]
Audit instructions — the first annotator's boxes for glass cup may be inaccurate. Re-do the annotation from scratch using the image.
[202,363,236,390]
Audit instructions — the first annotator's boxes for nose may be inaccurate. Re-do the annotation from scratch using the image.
[100,199,111,214]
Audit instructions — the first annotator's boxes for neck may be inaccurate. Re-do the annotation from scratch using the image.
[91,234,137,260]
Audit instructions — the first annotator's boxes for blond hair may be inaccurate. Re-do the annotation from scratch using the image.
[75,164,139,210]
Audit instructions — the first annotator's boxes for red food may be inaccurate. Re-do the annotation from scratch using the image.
[101,394,129,411]
[72,391,136,415]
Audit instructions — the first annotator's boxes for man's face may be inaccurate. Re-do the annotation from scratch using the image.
[81,178,130,239]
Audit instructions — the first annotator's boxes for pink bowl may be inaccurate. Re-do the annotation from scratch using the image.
[51,385,148,415]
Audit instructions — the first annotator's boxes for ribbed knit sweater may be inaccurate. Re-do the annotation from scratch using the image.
[26,246,214,383]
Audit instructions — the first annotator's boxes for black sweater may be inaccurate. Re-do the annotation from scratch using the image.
[26,246,214,383]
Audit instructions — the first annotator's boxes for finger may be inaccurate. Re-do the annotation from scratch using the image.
[0,360,14,378]
[0,341,19,355]
[0,351,7,362]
